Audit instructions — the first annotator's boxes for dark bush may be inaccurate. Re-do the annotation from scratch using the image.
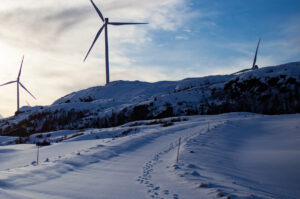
[36,140,51,146]
[36,134,43,138]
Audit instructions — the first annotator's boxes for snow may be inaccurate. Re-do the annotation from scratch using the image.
[179,114,300,198]
[0,136,17,145]
[0,113,299,199]
[53,80,177,105]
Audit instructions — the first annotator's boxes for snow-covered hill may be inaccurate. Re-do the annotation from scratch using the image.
[0,62,299,136]
[0,113,299,199]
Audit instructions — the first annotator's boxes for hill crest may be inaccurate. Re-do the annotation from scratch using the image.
[0,62,299,136]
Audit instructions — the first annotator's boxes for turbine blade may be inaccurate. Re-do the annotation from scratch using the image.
[18,55,25,79]
[252,38,261,69]
[0,81,17,87]
[90,0,105,22]
[108,22,148,26]
[19,82,36,100]
[84,24,105,62]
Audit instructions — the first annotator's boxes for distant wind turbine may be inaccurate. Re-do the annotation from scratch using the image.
[0,56,36,113]
[252,38,261,70]
[84,0,148,85]
[232,38,262,75]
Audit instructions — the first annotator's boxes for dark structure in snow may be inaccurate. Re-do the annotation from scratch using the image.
[0,62,299,136]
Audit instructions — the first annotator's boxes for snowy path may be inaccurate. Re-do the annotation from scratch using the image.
[0,116,227,199]
[0,113,299,199]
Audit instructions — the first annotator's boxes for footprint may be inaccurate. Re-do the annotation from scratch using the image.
[163,190,169,195]
[191,171,200,176]
[187,164,198,169]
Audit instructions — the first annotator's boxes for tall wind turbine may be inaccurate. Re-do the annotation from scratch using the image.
[252,38,261,70]
[84,0,148,85]
[0,56,36,113]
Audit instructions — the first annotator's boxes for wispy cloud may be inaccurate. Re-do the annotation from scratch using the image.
[175,35,189,40]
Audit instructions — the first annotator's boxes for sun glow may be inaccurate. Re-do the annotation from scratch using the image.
[0,42,23,76]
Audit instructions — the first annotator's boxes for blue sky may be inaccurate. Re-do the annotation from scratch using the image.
[0,0,299,116]
[137,0,300,74]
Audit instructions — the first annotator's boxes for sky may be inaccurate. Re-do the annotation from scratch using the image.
[0,0,299,117]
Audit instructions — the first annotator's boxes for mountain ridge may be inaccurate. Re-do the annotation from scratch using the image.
[0,61,299,136]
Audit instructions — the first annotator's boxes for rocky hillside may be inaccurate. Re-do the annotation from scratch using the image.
[0,62,299,136]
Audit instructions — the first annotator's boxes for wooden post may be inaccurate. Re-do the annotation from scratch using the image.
[176,137,181,163]
[37,145,39,165]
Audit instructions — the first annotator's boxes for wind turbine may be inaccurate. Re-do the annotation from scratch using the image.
[252,38,261,70]
[232,38,262,75]
[0,56,36,113]
[84,0,148,85]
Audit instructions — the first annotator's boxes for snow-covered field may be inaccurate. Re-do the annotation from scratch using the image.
[0,113,299,199]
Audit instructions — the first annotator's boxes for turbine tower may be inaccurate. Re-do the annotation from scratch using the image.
[252,38,261,70]
[84,0,148,85]
[0,56,36,113]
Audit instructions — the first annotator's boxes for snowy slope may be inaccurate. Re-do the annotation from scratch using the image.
[0,113,299,199]
[53,80,177,105]
[0,62,299,136]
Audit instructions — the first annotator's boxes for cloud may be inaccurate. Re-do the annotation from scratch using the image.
[44,7,91,35]
[175,35,189,40]
[0,6,91,52]
[0,0,197,56]
[101,0,191,30]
